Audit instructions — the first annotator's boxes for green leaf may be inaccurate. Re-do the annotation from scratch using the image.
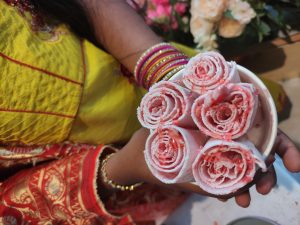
[224,10,234,19]
[258,31,264,42]
[259,21,271,36]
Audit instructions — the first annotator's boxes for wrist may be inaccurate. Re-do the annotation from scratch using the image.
[103,147,143,188]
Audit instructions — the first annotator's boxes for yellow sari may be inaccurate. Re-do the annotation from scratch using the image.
[0,0,144,146]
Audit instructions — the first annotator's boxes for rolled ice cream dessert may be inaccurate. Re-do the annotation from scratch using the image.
[191,83,258,140]
[144,125,207,183]
[182,52,240,94]
[138,50,275,196]
[192,139,267,195]
[137,81,198,129]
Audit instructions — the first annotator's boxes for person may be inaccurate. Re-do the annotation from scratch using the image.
[0,0,299,224]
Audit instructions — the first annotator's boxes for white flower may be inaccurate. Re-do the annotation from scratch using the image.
[190,16,214,41]
[190,0,227,22]
[228,0,256,24]
[196,32,218,51]
[218,17,246,38]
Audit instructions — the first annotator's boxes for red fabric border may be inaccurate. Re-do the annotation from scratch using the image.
[81,145,104,215]
[80,145,134,224]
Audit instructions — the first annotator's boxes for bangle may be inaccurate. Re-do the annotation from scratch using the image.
[139,50,178,86]
[134,43,175,82]
[133,42,189,89]
[162,65,186,81]
[101,153,143,191]
[144,54,183,87]
[148,57,188,86]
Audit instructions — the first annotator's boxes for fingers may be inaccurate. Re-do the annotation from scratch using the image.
[275,130,300,172]
[218,198,228,202]
[265,154,276,167]
[175,182,213,196]
[256,165,277,195]
[234,190,251,208]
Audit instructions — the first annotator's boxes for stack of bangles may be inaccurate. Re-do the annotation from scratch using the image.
[134,42,189,89]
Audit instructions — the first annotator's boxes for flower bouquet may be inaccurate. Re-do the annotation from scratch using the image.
[128,0,300,54]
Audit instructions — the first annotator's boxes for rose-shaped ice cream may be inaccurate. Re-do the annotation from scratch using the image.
[145,126,207,183]
[192,139,266,195]
[192,83,258,140]
[137,81,198,129]
[182,52,240,94]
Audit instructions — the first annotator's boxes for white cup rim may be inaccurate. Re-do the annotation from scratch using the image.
[237,65,278,158]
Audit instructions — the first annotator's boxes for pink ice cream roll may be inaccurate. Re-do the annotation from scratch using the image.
[137,81,198,129]
[192,139,266,195]
[192,83,258,140]
[182,51,240,94]
[144,125,207,183]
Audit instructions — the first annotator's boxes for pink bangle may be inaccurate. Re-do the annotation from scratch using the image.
[134,43,175,82]
[146,55,188,87]
[133,42,189,89]
[150,59,189,85]
[139,50,179,86]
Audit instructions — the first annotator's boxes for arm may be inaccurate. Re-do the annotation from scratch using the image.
[79,0,300,207]
[82,0,162,72]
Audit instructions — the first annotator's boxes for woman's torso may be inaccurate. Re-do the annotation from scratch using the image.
[0,0,144,146]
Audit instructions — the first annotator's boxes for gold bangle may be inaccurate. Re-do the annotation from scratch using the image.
[153,59,187,84]
[134,43,174,81]
[101,153,143,191]
[139,48,178,81]
[162,65,186,81]
[144,53,184,87]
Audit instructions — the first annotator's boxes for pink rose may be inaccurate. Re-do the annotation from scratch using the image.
[175,2,188,15]
[152,0,170,4]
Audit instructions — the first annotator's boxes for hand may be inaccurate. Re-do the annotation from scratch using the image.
[222,129,300,207]
[104,128,207,192]
[104,128,300,208]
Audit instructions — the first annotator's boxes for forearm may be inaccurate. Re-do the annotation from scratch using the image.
[81,0,162,72]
